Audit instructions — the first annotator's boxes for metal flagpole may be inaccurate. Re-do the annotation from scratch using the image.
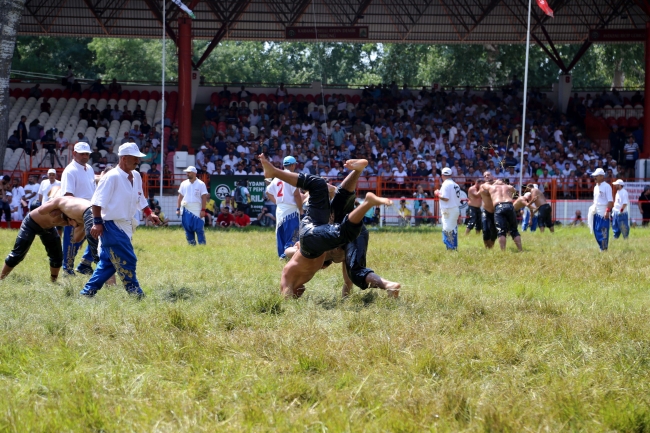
[518,0,532,195]
[160,0,165,199]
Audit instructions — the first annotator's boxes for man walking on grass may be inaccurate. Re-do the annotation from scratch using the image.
[589,168,613,251]
[60,142,97,276]
[80,143,159,298]
[611,179,629,240]
[434,167,461,250]
[176,166,209,246]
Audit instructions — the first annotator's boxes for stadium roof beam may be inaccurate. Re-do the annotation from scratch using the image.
[142,0,178,44]
[81,0,133,36]
[195,0,253,68]
[15,0,650,44]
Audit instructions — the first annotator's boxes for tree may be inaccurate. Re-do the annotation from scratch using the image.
[12,36,99,80]
[0,0,26,170]
[88,38,178,82]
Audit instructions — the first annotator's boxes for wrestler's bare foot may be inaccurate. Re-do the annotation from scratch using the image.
[364,192,393,207]
[384,281,401,298]
[344,159,368,172]
[342,284,351,298]
[106,275,117,286]
[258,154,275,179]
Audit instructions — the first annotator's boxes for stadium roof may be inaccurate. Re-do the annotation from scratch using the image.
[19,0,650,69]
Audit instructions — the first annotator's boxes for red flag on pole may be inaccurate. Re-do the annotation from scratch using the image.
[536,0,554,17]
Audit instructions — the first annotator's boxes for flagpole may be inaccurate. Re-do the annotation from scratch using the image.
[160,0,165,199]
[518,0,532,195]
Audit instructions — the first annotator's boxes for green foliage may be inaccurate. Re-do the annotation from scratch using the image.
[12,36,646,87]
[11,36,100,79]
[88,38,178,82]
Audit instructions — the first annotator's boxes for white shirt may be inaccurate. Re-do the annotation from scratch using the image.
[179,178,208,216]
[613,188,629,213]
[439,178,461,209]
[178,178,208,205]
[38,179,61,203]
[24,183,40,207]
[234,169,248,175]
[60,160,96,200]
[91,167,148,238]
[267,171,298,206]
[593,181,613,207]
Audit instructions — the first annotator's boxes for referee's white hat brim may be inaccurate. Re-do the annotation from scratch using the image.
[118,142,146,158]
[591,168,606,177]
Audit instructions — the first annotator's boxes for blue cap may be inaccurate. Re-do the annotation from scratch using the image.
[283,156,297,166]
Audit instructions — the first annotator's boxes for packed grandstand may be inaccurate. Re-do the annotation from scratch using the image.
[3,79,648,226]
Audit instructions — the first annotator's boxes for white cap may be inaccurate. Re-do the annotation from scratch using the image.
[312,156,319,161]
[74,142,91,153]
[613,179,625,186]
[200,145,207,150]
[47,168,57,175]
[183,166,198,173]
[441,167,452,176]
[591,168,606,177]
[118,142,146,157]
[4,191,11,197]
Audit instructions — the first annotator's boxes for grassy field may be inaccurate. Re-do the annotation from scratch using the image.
[0,225,649,432]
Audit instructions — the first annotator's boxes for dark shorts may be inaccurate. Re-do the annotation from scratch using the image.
[5,214,63,269]
[345,226,374,289]
[83,207,99,263]
[537,203,553,228]
[481,210,497,242]
[467,206,482,231]
[298,173,362,259]
[494,202,520,239]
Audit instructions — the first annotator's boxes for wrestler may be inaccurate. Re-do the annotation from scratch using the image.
[1,196,96,282]
[483,179,523,251]
[525,184,554,233]
[478,172,498,249]
[259,154,392,298]
[465,178,483,235]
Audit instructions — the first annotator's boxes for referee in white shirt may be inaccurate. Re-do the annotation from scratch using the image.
[60,142,96,275]
[590,168,613,251]
[266,156,303,257]
[434,167,462,250]
[612,179,629,240]
[80,143,159,298]
[176,166,209,245]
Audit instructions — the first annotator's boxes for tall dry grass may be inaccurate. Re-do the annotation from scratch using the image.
[0,226,649,432]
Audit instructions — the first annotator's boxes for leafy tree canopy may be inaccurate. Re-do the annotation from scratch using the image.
[12,36,645,89]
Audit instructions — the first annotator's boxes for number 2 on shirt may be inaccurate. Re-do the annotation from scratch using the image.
[277,181,284,197]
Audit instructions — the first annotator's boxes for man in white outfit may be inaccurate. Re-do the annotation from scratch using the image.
[435,167,461,250]
[266,156,303,258]
[80,142,160,298]
[611,179,629,240]
[176,166,209,245]
[590,168,613,251]
[38,169,61,204]
[60,142,97,275]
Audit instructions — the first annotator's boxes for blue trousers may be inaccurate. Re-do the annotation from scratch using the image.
[81,221,142,296]
[442,228,458,250]
[612,211,629,239]
[62,225,94,271]
[593,213,610,251]
[276,213,300,257]
[522,208,538,232]
[182,210,206,245]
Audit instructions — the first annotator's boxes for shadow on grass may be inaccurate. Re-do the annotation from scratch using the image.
[162,287,194,302]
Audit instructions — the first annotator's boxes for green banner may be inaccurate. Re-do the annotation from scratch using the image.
[210,175,266,216]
